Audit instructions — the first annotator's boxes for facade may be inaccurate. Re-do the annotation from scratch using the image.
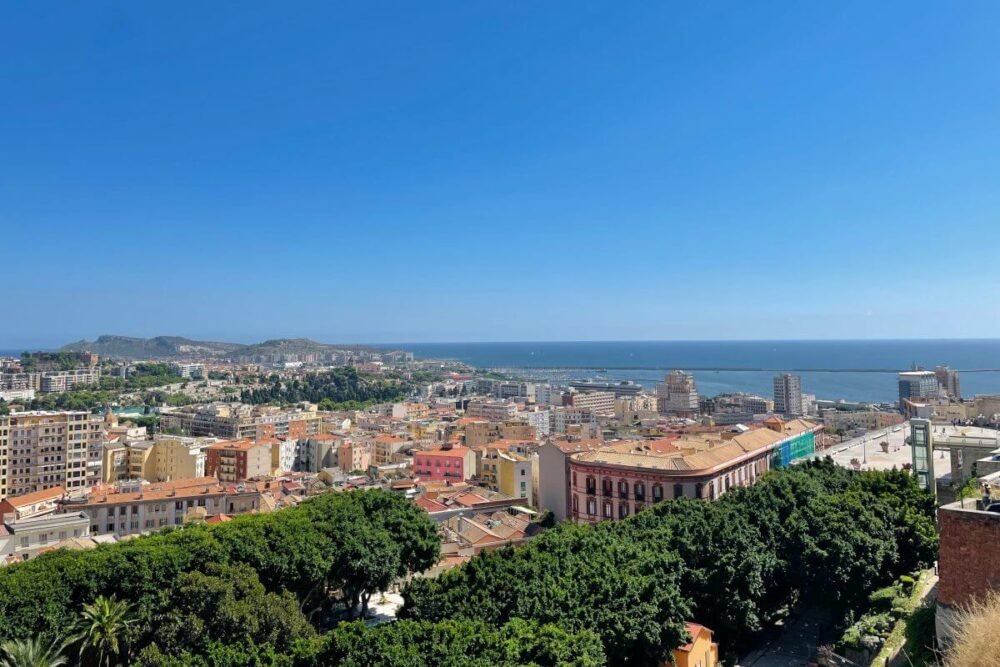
[568,380,643,398]
[297,434,341,472]
[563,390,616,413]
[0,512,91,563]
[205,440,272,482]
[773,374,803,417]
[336,440,371,473]
[897,371,940,411]
[171,363,205,379]
[127,442,157,481]
[466,400,518,421]
[551,408,599,437]
[496,452,534,505]
[4,411,105,499]
[152,435,212,481]
[568,419,821,523]
[61,477,264,538]
[657,371,699,416]
[160,403,321,441]
[671,623,719,667]
[536,439,604,521]
[413,446,476,482]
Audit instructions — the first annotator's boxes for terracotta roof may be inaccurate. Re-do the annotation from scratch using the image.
[0,486,65,509]
[415,496,447,512]
[417,446,471,457]
[676,622,711,652]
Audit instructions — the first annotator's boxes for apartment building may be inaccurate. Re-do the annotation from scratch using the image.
[205,440,272,482]
[297,434,342,472]
[373,435,410,466]
[336,440,371,473]
[466,400,518,421]
[152,435,214,481]
[171,363,204,379]
[0,512,91,563]
[4,411,105,499]
[413,445,476,482]
[551,408,599,437]
[159,403,321,441]
[773,374,803,417]
[61,478,265,538]
[656,371,699,417]
[562,390,616,413]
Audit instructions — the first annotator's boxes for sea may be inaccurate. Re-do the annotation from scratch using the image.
[389,340,1000,404]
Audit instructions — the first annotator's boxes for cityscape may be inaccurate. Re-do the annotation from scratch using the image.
[3,3,999,667]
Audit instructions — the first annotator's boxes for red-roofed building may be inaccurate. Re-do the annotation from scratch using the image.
[669,622,718,667]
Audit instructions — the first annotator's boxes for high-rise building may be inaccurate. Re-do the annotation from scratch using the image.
[773,374,803,416]
[898,371,940,411]
[4,411,105,499]
[934,366,961,400]
[656,371,699,417]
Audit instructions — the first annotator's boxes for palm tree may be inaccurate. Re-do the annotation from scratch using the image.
[73,596,135,667]
[0,636,67,667]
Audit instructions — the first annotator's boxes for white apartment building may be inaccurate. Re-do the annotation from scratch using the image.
[171,363,205,379]
[466,400,518,421]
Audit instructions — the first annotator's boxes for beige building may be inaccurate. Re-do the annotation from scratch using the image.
[153,435,214,481]
[128,443,157,481]
[337,440,372,473]
[4,411,105,499]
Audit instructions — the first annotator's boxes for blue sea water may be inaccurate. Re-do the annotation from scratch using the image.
[393,340,1000,404]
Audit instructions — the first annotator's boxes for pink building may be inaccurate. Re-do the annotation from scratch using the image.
[413,445,476,482]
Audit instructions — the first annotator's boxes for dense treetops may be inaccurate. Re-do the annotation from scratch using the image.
[240,367,412,409]
[0,460,936,666]
[402,459,937,664]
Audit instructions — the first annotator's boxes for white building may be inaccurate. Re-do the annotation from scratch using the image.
[773,374,803,416]
[171,363,205,379]
[0,512,91,563]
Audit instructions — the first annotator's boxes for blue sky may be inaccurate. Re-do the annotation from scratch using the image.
[3,2,1000,347]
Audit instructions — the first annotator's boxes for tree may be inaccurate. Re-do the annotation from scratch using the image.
[0,636,68,667]
[336,528,399,618]
[73,595,136,667]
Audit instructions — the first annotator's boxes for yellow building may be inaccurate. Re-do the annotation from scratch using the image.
[127,443,157,481]
[496,452,534,506]
[670,623,718,667]
[153,435,213,482]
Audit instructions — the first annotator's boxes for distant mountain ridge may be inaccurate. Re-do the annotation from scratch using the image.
[60,335,381,359]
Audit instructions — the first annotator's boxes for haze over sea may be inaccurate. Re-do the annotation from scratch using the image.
[397,340,1000,404]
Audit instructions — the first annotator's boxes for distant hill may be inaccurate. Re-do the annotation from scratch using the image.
[59,335,381,360]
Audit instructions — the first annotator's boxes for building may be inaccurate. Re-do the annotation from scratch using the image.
[159,403,321,441]
[671,623,719,667]
[171,363,205,379]
[372,435,409,466]
[935,366,961,400]
[59,477,267,538]
[0,512,91,563]
[127,442,157,481]
[0,486,65,522]
[897,371,940,411]
[390,402,430,420]
[519,409,551,438]
[537,438,604,521]
[205,440,272,482]
[4,411,105,499]
[567,380,643,398]
[297,434,342,472]
[152,435,213,481]
[38,368,102,393]
[551,408,599,437]
[773,374,803,417]
[413,445,476,482]
[336,440,371,473]
[466,400,518,422]
[562,390,616,413]
[496,452,534,505]
[569,418,822,523]
[657,371,699,417]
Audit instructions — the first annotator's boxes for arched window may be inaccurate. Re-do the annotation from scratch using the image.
[653,484,663,501]
[619,479,629,498]
[634,481,645,501]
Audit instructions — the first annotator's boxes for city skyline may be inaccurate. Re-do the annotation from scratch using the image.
[5,2,1000,344]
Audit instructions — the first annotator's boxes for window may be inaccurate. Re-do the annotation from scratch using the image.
[673,483,684,499]
[603,501,612,518]
[586,498,596,515]
[619,503,629,519]
[653,484,663,501]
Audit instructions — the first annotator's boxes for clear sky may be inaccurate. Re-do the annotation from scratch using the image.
[3,2,1000,347]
